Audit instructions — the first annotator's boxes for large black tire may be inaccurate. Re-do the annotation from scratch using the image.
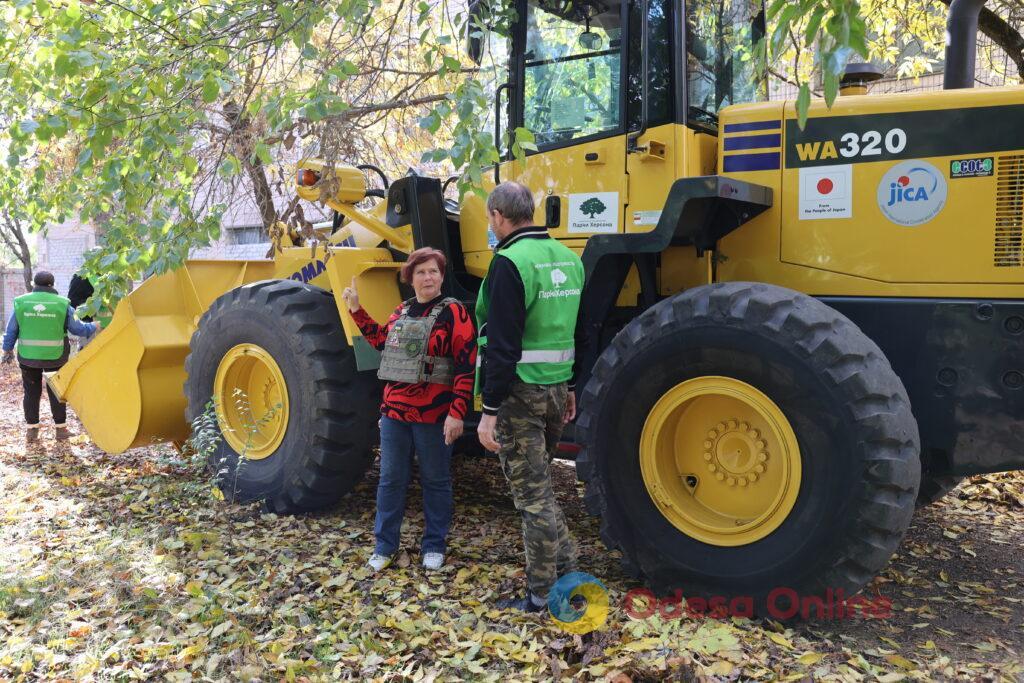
[184,279,380,513]
[916,474,963,506]
[576,282,921,615]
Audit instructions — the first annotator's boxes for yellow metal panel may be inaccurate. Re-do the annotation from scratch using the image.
[716,88,1024,298]
[459,168,501,263]
[616,265,640,307]
[660,247,712,295]
[626,124,678,234]
[322,247,404,344]
[512,137,628,240]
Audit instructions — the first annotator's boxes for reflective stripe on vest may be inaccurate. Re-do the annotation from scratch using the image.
[19,339,65,347]
[473,347,575,367]
[519,348,575,363]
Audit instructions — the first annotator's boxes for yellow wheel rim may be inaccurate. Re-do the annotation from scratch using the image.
[640,376,801,546]
[213,343,290,460]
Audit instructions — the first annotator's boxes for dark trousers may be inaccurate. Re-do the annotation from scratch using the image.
[20,364,67,426]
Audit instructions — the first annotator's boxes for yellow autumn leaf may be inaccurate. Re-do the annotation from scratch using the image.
[798,652,824,666]
[885,654,916,670]
[768,632,794,649]
[709,660,735,675]
[621,637,662,652]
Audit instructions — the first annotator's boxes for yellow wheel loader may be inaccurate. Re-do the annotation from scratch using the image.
[54,0,1024,613]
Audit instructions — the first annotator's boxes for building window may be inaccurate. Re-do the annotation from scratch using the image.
[227,225,268,245]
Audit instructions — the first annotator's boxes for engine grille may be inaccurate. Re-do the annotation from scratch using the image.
[995,155,1024,267]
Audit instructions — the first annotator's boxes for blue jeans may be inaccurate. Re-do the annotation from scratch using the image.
[375,416,454,556]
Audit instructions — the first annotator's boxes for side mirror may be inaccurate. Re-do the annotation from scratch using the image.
[579,30,602,50]
[466,0,485,64]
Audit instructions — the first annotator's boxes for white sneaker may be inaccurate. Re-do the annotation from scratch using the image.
[422,552,444,570]
[368,553,393,572]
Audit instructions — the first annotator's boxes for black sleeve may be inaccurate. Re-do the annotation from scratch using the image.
[67,274,94,309]
[569,303,585,391]
[481,255,526,415]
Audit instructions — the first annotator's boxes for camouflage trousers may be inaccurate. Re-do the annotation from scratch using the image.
[496,380,578,597]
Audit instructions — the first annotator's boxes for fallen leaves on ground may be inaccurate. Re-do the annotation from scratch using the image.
[0,368,1022,680]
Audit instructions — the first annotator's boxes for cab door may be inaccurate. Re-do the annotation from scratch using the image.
[622,0,678,233]
[509,0,629,241]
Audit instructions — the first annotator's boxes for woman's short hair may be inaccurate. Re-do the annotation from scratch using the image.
[400,247,447,284]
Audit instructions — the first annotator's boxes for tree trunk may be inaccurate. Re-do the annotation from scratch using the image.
[0,212,33,292]
[223,101,278,232]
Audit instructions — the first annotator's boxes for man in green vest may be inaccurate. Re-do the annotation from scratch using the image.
[2,271,100,443]
[476,181,585,612]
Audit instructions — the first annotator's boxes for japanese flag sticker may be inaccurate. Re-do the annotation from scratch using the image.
[798,164,853,220]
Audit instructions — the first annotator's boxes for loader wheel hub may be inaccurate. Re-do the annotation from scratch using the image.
[640,376,801,546]
[213,343,290,460]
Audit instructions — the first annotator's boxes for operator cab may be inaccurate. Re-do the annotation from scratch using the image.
[470,0,767,150]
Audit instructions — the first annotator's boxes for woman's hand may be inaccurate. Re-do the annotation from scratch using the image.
[341,277,360,312]
[443,415,464,445]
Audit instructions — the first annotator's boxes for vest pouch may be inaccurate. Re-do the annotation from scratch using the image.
[422,355,454,385]
[377,317,432,383]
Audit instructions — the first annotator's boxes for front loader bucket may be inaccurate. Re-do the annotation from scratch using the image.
[50,260,276,453]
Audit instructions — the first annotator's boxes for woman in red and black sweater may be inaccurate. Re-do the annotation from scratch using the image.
[342,248,476,572]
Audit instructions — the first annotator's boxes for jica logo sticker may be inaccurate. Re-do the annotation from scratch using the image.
[876,160,947,226]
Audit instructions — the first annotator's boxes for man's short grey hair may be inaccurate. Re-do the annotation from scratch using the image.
[487,182,535,225]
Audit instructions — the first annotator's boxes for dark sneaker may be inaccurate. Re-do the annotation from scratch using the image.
[55,426,71,441]
[497,591,546,613]
[26,427,40,444]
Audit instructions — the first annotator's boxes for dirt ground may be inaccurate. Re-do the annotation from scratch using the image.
[0,365,1022,681]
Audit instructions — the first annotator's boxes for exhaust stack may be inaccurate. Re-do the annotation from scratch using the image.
[943,0,986,89]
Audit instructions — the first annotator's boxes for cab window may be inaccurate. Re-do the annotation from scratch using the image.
[686,0,765,127]
[522,0,624,148]
[626,0,672,129]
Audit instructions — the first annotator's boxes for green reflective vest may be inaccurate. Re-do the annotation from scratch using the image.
[476,233,584,390]
[14,291,69,361]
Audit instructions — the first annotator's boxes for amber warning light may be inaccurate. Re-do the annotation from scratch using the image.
[297,169,320,187]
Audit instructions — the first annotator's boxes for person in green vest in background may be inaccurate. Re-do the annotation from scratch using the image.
[475,181,586,612]
[2,271,101,443]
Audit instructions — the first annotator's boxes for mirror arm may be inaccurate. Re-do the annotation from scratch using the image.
[494,82,512,183]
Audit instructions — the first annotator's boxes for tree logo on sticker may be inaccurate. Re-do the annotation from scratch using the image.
[579,197,607,218]
[876,160,947,227]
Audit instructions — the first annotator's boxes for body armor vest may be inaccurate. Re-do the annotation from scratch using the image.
[377,297,458,385]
